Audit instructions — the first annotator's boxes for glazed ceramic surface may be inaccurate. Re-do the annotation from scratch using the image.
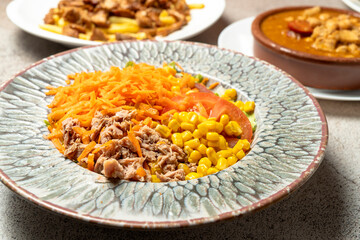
[0,41,327,228]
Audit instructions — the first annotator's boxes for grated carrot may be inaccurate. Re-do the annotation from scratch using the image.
[128,130,142,157]
[136,167,146,177]
[87,154,95,171]
[77,141,97,162]
[208,82,219,90]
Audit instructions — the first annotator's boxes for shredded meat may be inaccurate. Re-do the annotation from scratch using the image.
[63,110,186,182]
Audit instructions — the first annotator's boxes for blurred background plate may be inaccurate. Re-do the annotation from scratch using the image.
[6,0,225,47]
[343,0,360,12]
[218,17,360,101]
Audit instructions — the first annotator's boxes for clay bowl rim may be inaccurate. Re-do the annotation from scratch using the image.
[251,5,360,64]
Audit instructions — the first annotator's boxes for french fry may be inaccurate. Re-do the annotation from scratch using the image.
[39,24,62,34]
[107,23,139,34]
[108,16,138,25]
[188,3,205,9]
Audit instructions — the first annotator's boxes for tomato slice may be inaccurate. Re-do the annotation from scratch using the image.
[188,92,253,143]
[288,20,313,36]
[209,98,253,142]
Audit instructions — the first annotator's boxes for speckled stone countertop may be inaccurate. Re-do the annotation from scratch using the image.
[0,0,359,239]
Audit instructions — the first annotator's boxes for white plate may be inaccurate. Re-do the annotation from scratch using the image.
[343,0,360,12]
[6,0,225,47]
[218,17,360,101]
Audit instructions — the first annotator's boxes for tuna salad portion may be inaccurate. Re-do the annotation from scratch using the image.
[45,62,256,182]
[63,109,186,181]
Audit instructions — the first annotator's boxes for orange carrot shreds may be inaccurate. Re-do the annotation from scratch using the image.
[132,125,141,131]
[136,167,146,177]
[128,130,142,158]
[46,63,198,134]
[77,141,97,162]
[92,140,113,154]
[51,138,65,154]
[208,82,220,90]
[87,154,95,171]
[143,117,152,127]
[45,130,63,140]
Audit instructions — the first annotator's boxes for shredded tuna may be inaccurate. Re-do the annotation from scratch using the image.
[62,109,186,182]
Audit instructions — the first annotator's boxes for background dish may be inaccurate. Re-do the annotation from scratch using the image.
[218,17,360,101]
[343,0,360,12]
[6,0,225,47]
[0,40,327,228]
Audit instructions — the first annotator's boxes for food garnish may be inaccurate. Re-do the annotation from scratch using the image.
[45,62,256,182]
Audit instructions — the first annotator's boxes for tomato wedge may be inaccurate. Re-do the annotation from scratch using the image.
[288,20,313,36]
[188,92,253,143]
[209,98,253,142]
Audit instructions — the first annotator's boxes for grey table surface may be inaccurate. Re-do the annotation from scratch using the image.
[0,0,359,239]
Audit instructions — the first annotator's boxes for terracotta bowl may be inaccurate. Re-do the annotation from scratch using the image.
[251,6,360,90]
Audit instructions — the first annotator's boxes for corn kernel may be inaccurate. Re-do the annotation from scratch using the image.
[179,112,188,122]
[197,164,209,175]
[224,121,242,137]
[155,125,171,138]
[193,129,203,139]
[220,114,230,126]
[200,138,208,146]
[199,157,212,168]
[181,131,193,142]
[184,138,200,149]
[224,89,237,100]
[178,163,190,175]
[214,122,224,133]
[206,132,219,141]
[150,164,162,175]
[215,157,228,170]
[207,140,219,148]
[236,150,245,160]
[221,95,231,101]
[227,156,237,166]
[206,147,218,165]
[197,144,207,155]
[172,112,180,122]
[168,119,180,132]
[197,122,208,135]
[151,121,159,128]
[185,172,202,180]
[244,101,255,113]
[235,101,244,110]
[188,112,199,125]
[204,120,217,131]
[233,140,244,154]
[188,77,196,88]
[151,175,161,183]
[198,115,207,123]
[218,136,228,150]
[242,139,251,151]
[207,167,219,175]
[171,133,183,147]
[181,122,195,132]
[189,150,202,162]
[184,146,193,155]
[217,149,233,158]
[171,86,180,92]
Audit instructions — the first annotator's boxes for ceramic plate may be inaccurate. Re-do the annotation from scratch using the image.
[343,0,360,12]
[6,0,225,47]
[0,40,327,228]
[218,17,360,101]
